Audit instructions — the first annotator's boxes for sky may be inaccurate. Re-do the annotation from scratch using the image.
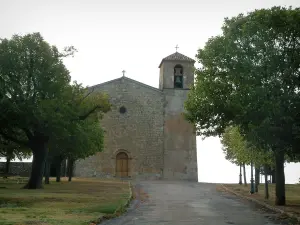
[1,0,300,184]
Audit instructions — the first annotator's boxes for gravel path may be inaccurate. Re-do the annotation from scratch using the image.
[100,181,290,225]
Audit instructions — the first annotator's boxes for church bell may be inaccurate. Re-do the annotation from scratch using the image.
[175,76,181,83]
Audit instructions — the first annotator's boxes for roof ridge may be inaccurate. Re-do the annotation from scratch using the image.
[123,77,162,93]
[158,52,195,68]
[88,76,162,93]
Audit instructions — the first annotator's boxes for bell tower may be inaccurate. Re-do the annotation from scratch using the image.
[159,51,198,181]
[159,51,195,90]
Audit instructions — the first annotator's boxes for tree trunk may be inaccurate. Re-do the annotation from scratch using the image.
[271,169,276,183]
[239,164,242,185]
[64,159,68,177]
[255,166,260,192]
[67,158,74,182]
[44,158,50,185]
[23,140,48,189]
[5,156,11,174]
[264,165,269,199]
[274,150,285,205]
[56,159,62,182]
[243,163,247,186]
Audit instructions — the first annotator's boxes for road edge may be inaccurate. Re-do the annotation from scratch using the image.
[220,184,300,222]
[96,182,142,225]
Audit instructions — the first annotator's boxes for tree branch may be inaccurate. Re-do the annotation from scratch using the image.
[0,131,29,147]
[77,87,94,105]
[77,105,102,121]
[54,87,95,114]
[21,127,33,140]
[0,149,7,157]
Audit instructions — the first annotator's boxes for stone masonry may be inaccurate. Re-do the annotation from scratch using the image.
[74,52,198,181]
[0,161,67,177]
[0,162,32,176]
[75,77,165,179]
[161,60,198,180]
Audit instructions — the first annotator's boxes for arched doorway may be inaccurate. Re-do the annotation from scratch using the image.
[116,152,129,177]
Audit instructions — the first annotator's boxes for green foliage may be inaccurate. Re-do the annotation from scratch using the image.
[184,6,300,155]
[0,32,110,148]
[184,6,300,205]
[221,126,274,167]
[47,82,110,162]
[0,137,31,161]
[0,32,73,144]
[0,32,111,188]
[221,126,249,165]
[49,116,105,161]
[221,127,250,165]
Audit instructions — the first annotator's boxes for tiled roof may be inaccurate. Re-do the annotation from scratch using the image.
[158,52,195,68]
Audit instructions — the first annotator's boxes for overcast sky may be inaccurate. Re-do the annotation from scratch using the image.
[1,0,300,183]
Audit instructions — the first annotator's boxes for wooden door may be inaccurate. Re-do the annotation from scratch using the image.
[116,152,128,177]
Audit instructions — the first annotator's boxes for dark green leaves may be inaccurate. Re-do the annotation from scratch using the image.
[185,6,300,154]
[0,32,110,158]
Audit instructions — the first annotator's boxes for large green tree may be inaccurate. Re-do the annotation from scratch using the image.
[185,6,300,205]
[0,33,110,189]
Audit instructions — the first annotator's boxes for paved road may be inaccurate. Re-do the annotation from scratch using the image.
[100,181,287,225]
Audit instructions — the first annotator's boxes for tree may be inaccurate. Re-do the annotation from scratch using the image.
[185,6,300,205]
[221,126,274,198]
[238,164,242,185]
[0,137,31,175]
[48,112,105,182]
[0,33,111,189]
[221,126,250,185]
[260,166,276,183]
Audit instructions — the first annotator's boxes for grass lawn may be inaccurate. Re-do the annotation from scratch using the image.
[0,177,131,225]
[223,183,300,216]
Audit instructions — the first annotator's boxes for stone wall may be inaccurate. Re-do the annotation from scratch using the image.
[74,77,165,179]
[0,161,67,177]
[0,162,32,176]
[162,89,198,181]
[159,59,198,181]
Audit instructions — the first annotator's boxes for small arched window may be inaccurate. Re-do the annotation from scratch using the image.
[174,64,183,88]
[119,106,126,114]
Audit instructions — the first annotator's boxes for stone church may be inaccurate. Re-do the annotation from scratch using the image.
[74,51,198,181]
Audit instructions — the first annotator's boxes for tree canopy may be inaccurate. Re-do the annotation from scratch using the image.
[48,108,106,162]
[0,137,31,162]
[184,6,300,205]
[0,33,111,188]
[221,126,274,168]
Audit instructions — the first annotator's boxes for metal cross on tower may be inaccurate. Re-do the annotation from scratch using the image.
[175,44,179,52]
[122,70,126,77]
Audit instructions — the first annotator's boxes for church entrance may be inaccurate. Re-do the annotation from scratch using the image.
[116,152,129,177]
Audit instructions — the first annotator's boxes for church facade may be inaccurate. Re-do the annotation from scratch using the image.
[74,52,198,181]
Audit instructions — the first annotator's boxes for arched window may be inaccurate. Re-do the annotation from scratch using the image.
[174,64,183,88]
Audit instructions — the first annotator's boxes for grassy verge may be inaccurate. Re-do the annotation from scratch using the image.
[0,177,131,225]
[222,183,300,217]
